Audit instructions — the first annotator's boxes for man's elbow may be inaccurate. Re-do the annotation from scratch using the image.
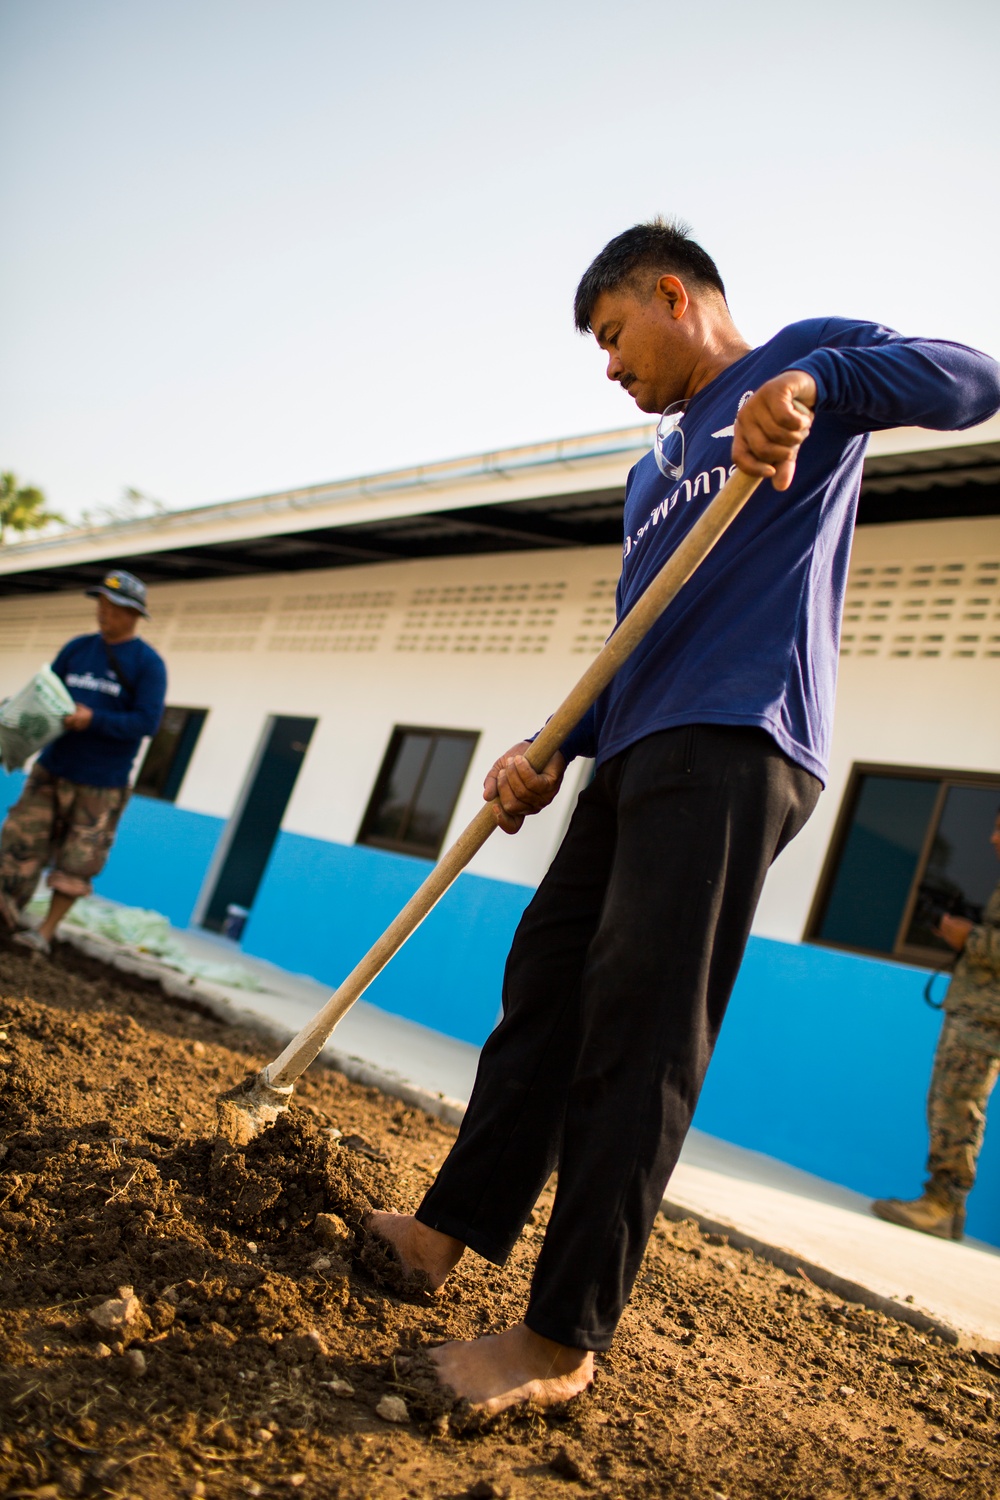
[958,354,1000,430]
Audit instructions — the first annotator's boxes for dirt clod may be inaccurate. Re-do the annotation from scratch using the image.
[313,1210,350,1247]
[0,938,997,1500]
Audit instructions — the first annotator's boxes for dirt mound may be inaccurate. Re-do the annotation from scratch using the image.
[1,939,998,1499]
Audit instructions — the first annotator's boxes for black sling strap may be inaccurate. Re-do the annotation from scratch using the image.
[101,638,137,704]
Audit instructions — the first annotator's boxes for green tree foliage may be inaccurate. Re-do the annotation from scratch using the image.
[80,486,167,528]
[0,472,65,544]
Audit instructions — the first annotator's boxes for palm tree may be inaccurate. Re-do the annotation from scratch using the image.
[0,472,64,544]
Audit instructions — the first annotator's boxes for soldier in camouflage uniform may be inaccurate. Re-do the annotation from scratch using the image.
[873,812,1000,1240]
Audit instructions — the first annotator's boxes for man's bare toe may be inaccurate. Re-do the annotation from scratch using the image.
[428,1323,594,1417]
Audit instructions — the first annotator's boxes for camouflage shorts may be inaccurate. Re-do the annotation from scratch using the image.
[0,765,129,906]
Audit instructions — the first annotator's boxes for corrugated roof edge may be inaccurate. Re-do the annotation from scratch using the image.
[0,424,656,572]
[2,413,999,578]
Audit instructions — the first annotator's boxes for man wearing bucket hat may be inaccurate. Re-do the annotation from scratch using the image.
[0,569,167,954]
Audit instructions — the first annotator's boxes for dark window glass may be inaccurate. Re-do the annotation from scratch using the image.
[808,765,1000,962]
[903,785,1000,953]
[358,726,479,859]
[817,776,939,952]
[365,733,433,844]
[134,707,208,802]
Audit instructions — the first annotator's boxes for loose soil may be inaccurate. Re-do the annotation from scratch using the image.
[1,941,998,1500]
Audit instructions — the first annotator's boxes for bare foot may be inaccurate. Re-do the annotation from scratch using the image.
[363,1212,464,1291]
[429,1322,594,1416]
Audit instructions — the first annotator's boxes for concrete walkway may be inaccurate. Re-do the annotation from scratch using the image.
[55,911,1000,1352]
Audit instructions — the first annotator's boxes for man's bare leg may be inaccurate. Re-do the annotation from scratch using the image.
[430,1323,594,1415]
[364,1212,465,1290]
[38,891,76,943]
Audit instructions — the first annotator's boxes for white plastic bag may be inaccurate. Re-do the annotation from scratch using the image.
[0,665,76,772]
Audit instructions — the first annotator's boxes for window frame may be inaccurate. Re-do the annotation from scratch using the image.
[805,760,1000,965]
[357,724,480,860]
[133,705,209,803]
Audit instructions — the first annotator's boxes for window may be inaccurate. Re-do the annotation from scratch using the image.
[807,764,1000,963]
[134,706,208,802]
[358,726,479,859]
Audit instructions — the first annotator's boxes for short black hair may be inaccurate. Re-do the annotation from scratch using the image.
[573,218,727,333]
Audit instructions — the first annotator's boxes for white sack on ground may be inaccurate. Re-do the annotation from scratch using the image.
[24,893,266,991]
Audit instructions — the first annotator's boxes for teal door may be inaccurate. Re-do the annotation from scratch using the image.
[202,715,316,934]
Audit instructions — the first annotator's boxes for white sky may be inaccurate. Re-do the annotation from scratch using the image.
[1,0,998,522]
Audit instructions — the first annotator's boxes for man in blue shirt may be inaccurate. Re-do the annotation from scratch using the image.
[0,569,167,954]
[366,221,1000,1416]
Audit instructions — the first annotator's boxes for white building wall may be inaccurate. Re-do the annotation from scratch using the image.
[1,510,997,917]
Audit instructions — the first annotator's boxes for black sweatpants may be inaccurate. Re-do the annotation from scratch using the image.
[416,724,820,1350]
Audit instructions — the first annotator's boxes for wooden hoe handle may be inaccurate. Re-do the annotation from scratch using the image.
[264,466,762,1089]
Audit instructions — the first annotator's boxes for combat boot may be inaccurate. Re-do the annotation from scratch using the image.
[871,1190,965,1241]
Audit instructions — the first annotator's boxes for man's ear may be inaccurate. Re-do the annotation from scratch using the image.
[654,274,689,320]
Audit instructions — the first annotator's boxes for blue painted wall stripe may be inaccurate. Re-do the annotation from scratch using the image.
[695,935,999,1245]
[241,828,533,1046]
[99,796,225,929]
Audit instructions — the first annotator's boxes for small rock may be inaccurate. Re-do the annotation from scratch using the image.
[94,1342,112,1358]
[243,1483,263,1497]
[122,1348,147,1377]
[303,1328,328,1357]
[432,1413,450,1439]
[89,1286,146,1336]
[837,1385,855,1397]
[192,1040,207,1057]
[929,1432,946,1445]
[311,1255,332,1272]
[289,1477,306,1489]
[313,1213,350,1247]
[376,1394,409,1424]
[191,1483,206,1498]
[325,1378,354,1397]
[254,1429,273,1443]
[722,1258,738,1271]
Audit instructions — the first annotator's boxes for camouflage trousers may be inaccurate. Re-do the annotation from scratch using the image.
[926,1013,1000,1203]
[0,765,129,906]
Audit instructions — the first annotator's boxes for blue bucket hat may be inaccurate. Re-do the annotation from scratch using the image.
[85,569,150,617]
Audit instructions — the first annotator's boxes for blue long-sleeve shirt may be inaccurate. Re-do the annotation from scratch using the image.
[560,318,1000,783]
[40,633,167,788]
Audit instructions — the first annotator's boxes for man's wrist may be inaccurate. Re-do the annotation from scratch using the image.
[785,370,818,409]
